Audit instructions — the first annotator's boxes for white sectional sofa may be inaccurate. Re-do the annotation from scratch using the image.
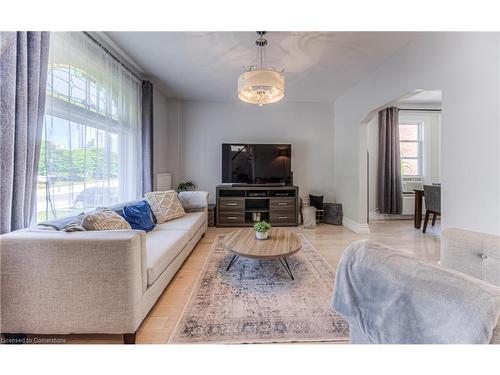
[0,191,209,344]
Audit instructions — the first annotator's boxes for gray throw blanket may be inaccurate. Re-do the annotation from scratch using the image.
[331,240,500,344]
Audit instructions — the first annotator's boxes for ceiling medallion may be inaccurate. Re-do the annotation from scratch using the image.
[238,31,285,106]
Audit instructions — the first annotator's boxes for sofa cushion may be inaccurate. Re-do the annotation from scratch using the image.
[108,200,140,217]
[83,208,132,231]
[145,190,186,224]
[178,191,209,211]
[146,229,190,286]
[153,212,205,238]
[122,200,155,232]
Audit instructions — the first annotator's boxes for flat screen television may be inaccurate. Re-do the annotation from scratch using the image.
[222,144,292,185]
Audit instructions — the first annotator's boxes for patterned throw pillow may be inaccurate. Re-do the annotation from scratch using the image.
[61,212,86,232]
[301,195,310,207]
[83,207,132,231]
[145,190,186,224]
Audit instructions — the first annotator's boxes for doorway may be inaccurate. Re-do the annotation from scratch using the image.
[363,89,442,233]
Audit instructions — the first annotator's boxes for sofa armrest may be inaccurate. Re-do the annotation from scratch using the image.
[332,239,500,344]
[441,228,500,287]
[0,229,147,334]
[178,190,209,212]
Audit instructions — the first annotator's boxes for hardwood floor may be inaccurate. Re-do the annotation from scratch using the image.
[59,220,441,344]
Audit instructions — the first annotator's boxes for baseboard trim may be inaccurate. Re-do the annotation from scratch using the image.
[369,211,413,221]
[342,217,371,234]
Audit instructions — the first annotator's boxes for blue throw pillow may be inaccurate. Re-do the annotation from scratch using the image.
[122,200,155,232]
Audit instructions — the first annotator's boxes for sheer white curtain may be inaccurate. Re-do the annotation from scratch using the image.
[38,32,142,221]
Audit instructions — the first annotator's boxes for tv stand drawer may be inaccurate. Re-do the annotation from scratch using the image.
[219,213,245,224]
[270,197,296,210]
[219,198,245,211]
[270,212,296,225]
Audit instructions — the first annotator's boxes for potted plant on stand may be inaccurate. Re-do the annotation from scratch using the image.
[177,180,196,192]
[253,221,272,240]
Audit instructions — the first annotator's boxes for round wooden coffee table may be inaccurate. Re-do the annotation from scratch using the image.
[222,228,302,280]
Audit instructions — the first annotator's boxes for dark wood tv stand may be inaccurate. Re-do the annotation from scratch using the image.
[216,185,299,227]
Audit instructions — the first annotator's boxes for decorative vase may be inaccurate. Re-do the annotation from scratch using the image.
[255,231,268,240]
[252,212,261,222]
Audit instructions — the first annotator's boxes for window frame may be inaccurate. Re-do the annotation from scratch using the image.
[399,122,423,176]
[46,63,121,129]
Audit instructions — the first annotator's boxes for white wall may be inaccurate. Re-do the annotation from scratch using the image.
[180,101,335,204]
[164,99,182,190]
[152,96,183,190]
[334,33,500,235]
[152,87,168,178]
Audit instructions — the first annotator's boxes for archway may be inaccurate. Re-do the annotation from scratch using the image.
[358,89,442,232]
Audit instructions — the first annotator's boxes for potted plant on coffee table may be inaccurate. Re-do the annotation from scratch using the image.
[253,220,272,240]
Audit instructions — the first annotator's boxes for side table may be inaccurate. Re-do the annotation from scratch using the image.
[208,203,216,227]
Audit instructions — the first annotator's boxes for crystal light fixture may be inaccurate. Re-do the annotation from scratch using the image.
[238,31,285,106]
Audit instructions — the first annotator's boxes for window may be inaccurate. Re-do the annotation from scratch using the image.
[399,123,422,176]
[37,33,142,222]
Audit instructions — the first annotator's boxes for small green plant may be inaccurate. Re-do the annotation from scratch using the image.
[253,220,272,233]
[177,180,196,192]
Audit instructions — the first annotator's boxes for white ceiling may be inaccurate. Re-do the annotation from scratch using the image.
[105,32,420,102]
[399,90,442,105]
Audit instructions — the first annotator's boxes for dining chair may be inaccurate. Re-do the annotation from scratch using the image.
[423,185,441,233]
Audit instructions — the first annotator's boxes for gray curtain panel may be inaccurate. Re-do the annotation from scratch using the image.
[141,80,153,194]
[377,107,403,214]
[0,32,50,234]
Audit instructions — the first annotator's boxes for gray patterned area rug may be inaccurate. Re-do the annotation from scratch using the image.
[169,234,349,344]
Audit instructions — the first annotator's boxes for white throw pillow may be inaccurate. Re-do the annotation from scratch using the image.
[302,206,317,229]
[145,190,186,224]
[83,208,132,231]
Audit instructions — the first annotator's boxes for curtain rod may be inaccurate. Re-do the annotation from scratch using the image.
[82,32,143,82]
[399,108,441,112]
